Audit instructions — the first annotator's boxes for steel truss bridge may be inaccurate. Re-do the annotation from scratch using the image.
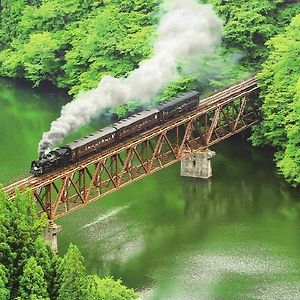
[4,78,260,222]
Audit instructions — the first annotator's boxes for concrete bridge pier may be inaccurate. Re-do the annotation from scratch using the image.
[180,149,216,179]
[42,223,62,252]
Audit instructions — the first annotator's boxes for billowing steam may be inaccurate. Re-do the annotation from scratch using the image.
[38,0,223,157]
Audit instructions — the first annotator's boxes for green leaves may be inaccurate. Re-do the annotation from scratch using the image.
[62,6,155,95]
[56,243,138,299]
[0,0,299,93]
[0,264,9,300]
[17,257,49,300]
[21,32,61,85]
[209,0,300,64]
[86,275,138,300]
[252,14,300,186]
[0,0,158,92]
[0,189,47,298]
[56,244,87,300]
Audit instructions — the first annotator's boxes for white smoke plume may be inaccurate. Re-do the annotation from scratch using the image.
[38,0,223,157]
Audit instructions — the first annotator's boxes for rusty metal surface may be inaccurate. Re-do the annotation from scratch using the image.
[4,77,260,221]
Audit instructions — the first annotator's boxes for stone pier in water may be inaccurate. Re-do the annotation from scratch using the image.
[42,223,62,252]
[180,149,216,179]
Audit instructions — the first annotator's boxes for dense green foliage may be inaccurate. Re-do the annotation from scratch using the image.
[17,257,49,300]
[0,0,160,94]
[86,276,137,300]
[0,189,137,299]
[0,0,299,96]
[0,190,46,299]
[208,0,300,64]
[0,0,298,95]
[57,244,88,300]
[251,15,300,186]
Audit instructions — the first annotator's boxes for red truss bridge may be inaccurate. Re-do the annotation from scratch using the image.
[4,78,260,222]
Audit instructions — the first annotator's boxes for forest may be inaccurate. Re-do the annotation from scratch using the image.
[0,0,299,298]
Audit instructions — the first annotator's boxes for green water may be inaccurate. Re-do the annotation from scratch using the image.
[1,78,300,299]
[0,79,66,182]
[0,78,108,184]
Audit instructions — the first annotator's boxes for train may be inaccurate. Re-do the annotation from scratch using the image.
[31,91,200,176]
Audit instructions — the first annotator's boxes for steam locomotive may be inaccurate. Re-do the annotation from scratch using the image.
[31,91,199,176]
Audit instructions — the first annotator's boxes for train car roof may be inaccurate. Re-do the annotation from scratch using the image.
[112,108,159,130]
[155,91,199,111]
[66,126,116,150]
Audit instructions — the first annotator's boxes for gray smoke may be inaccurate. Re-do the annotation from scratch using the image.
[38,0,223,157]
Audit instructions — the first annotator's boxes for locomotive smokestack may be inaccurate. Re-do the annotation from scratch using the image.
[38,0,223,155]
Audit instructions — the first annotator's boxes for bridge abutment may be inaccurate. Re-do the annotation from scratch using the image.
[42,223,62,252]
[180,149,216,179]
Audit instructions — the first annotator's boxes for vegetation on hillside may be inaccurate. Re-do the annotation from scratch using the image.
[0,0,298,95]
[0,0,160,94]
[251,15,300,186]
[0,189,137,300]
[209,0,300,64]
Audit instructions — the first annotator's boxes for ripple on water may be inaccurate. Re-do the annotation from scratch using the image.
[79,205,145,263]
[145,248,298,300]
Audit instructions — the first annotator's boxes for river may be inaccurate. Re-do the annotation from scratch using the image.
[1,78,300,299]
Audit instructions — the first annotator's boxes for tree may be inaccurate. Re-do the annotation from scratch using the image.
[31,236,60,299]
[0,0,27,48]
[21,32,62,85]
[208,0,300,65]
[0,0,159,93]
[0,264,9,300]
[0,0,299,93]
[277,78,300,184]
[0,189,46,298]
[48,254,62,300]
[17,257,49,300]
[57,244,88,300]
[61,4,156,94]
[86,275,138,300]
[251,14,300,186]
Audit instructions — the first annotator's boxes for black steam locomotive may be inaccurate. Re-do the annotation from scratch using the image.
[31,91,199,176]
